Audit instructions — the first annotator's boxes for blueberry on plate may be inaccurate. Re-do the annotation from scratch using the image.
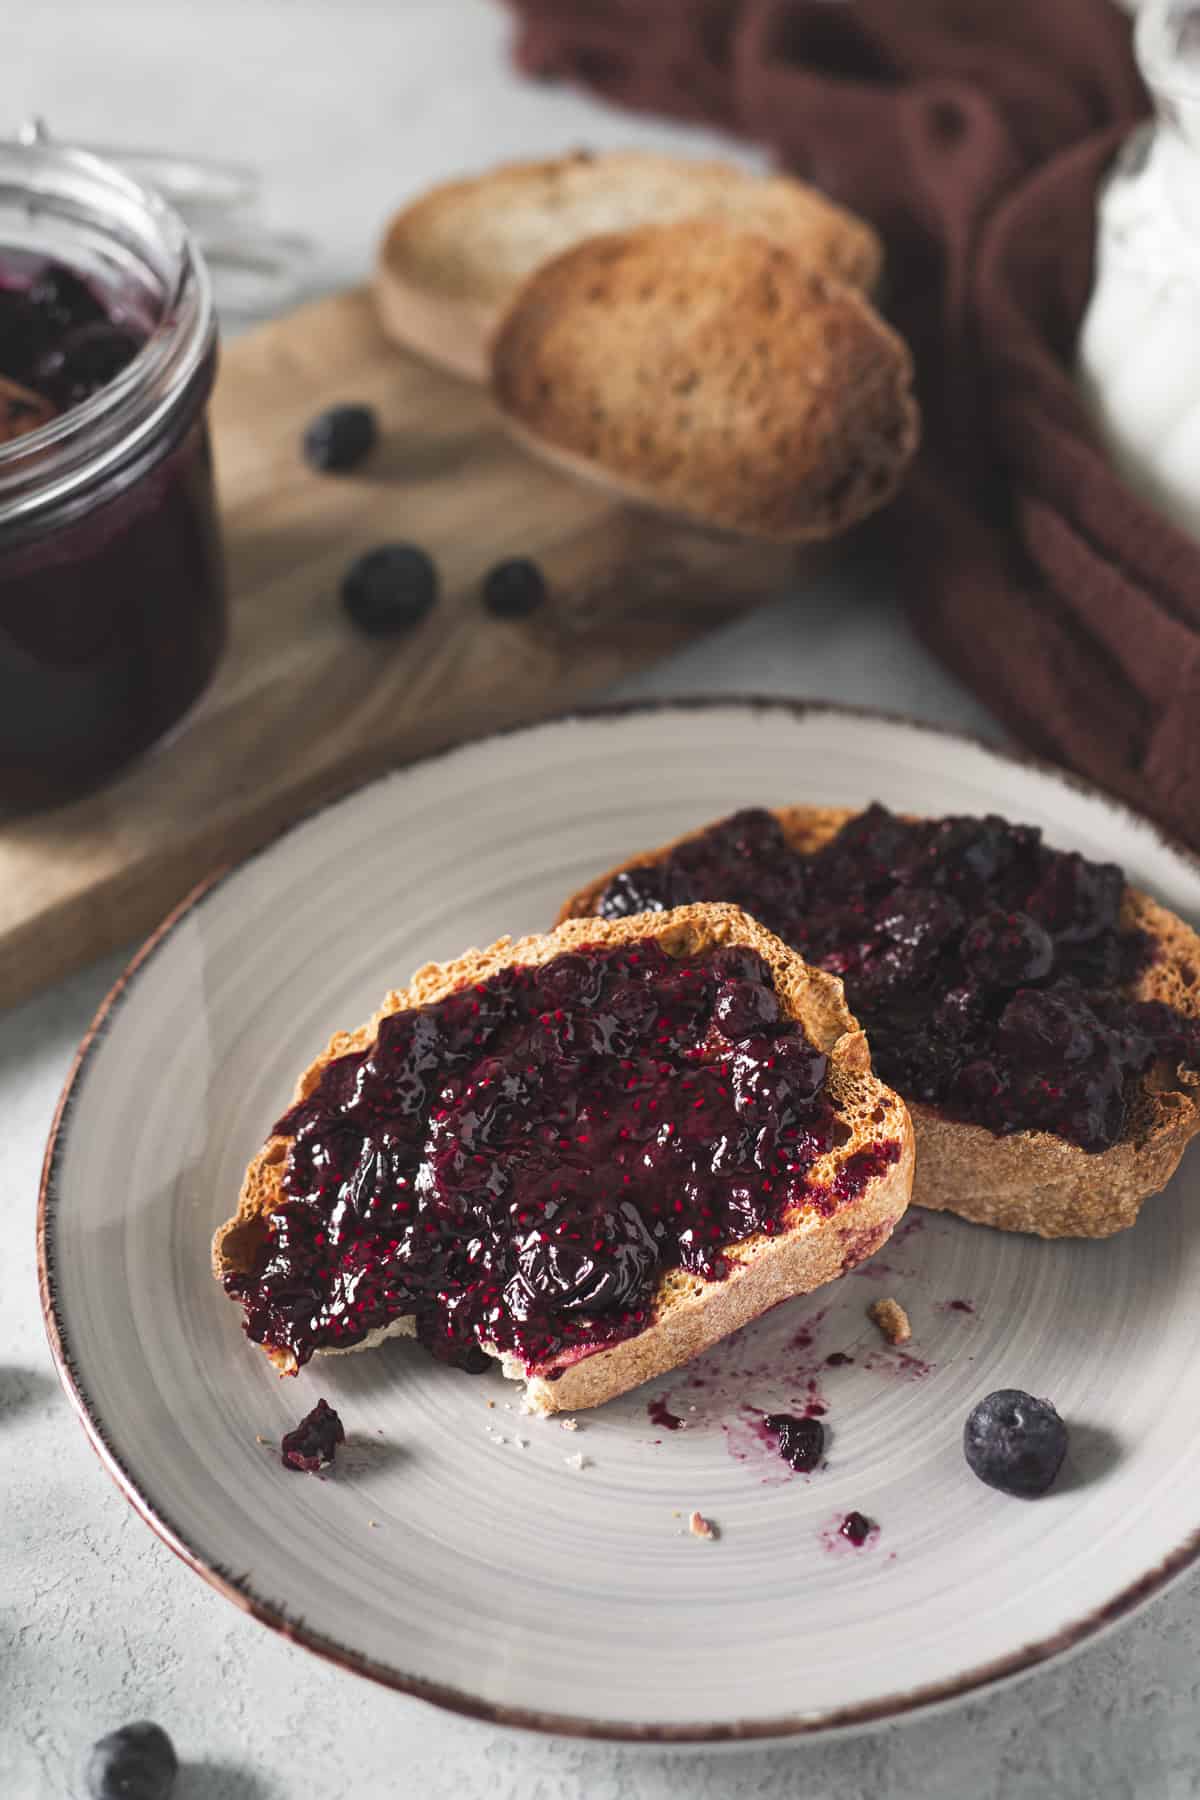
[964,1389,1068,1496]
[482,557,547,618]
[84,1720,177,1800]
[303,403,378,472]
[341,544,438,636]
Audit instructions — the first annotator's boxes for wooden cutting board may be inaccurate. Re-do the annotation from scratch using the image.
[0,286,796,1010]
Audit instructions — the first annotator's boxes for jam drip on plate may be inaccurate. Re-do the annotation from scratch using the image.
[597,805,1200,1153]
[226,938,894,1371]
[0,256,145,432]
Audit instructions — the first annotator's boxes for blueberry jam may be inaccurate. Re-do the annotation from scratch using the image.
[226,938,889,1372]
[839,1510,874,1546]
[767,1412,824,1471]
[0,256,144,422]
[595,805,1200,1153]
[280,1397,345,1473]
[0,247,225,808]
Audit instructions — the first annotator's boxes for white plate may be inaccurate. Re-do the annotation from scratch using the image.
[39,700,1200,1742]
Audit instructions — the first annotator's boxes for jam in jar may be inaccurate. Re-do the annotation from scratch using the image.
[0,134,226,809]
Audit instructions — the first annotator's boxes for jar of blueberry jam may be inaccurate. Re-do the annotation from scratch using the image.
[0,136,226,809]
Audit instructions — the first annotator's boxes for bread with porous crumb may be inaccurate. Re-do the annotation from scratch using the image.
[374,149,883,384]
[557,809,1200,1240]
[490,219,918,542]
[213,902,914,1414]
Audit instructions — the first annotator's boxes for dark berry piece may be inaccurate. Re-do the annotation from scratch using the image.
[342,544,437,637]
[767,1412,824,1471]
[963,1389,1067,1497]
[27,260,107,334]
[713,976,781,1042]
[839,1510,874,1545]
[961,909,1055,988]
[303,403,378,472]
[84,1721,177,1800]
[280,1397,345,1472]
[483,557,547,618]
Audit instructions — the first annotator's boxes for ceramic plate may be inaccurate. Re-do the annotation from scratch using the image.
[40,700,1200,1741]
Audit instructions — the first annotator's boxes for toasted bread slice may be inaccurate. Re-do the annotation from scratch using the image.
[489,220,918,542]
[374,149,883,383]
[213,903,914,1413]
[558,811,1200,1240]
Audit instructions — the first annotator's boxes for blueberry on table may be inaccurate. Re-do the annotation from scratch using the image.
[482,557,547,618]
[303,403,378,472]
[84,1720,177,1800]
[341,544,438,637]
[964,1389,1068,1496]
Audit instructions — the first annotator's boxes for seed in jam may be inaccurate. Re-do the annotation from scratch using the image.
[225,938,891,1373]
[767,1412,824,1471]
[280,1397,345,1472]
[593,804,1200,1153]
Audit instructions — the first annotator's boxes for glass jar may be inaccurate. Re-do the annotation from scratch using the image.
[1076,0,1200,544]
[0,133,226,810]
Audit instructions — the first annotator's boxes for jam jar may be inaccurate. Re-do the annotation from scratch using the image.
[0,134,226,810]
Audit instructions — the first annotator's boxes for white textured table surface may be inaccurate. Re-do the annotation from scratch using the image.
[7,5,1200,1797]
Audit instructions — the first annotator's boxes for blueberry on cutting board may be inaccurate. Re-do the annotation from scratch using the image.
[482,557,547,618]
[303,403,378,472]
[342,544,438,637]
[84,1720,177,1800]
[964,1389,1068,1496]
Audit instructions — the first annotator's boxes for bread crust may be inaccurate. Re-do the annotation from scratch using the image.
[374,149,883,385]
[557,809,1200,1240]
[490,220,918,543]
[213,903,914,1408]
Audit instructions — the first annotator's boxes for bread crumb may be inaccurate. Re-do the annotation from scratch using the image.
[514,1436,529,1450]
[486,1399,495,1409]
[255,1435,272,1447]
[672,1509,681,1518]
[564,1452,591,1470]
[368,1519,379,1529]
[869,1297,912,1345]
[559,1418,580,1432]
[689,1510,718,1540]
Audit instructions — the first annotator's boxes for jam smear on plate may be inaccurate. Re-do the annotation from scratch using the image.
[226,938,898,1371]
[596,805,1200,1152]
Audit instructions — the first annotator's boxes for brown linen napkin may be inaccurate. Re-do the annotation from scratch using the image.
[504,0,1200,855]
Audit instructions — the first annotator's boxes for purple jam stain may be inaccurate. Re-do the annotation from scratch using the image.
[864,1346,933,1381]
[280,1397,345,1473]
[948,1298,975,1314]
[825,1351,854,1367]
[593,803,1200,1152]
[648,1395,683,1431]
[227,939,886,1372]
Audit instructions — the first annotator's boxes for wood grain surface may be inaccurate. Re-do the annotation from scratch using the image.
[0,286,795,1009]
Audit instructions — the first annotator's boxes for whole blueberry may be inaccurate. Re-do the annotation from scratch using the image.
[482,557,547,618]
[342,544,438,637]
[303,403,378,472]
[964,1389,1068,1496]
[84,1720,177,1800]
